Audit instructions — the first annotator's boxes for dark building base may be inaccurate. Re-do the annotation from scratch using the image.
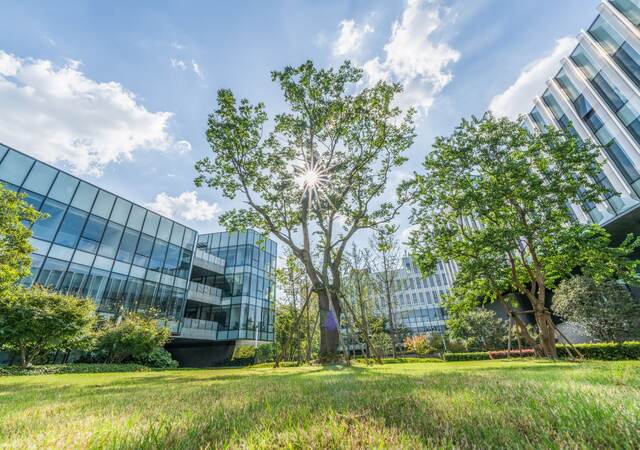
[166,339,236,368]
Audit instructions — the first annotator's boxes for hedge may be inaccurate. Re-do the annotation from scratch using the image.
[559,342,640,360]
[444,341,640,361]
[0,363,153,376]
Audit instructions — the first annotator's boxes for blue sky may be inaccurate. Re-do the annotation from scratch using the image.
[0,0,600,240]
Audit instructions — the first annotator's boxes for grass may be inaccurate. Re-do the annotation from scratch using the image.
[0,360,638,449]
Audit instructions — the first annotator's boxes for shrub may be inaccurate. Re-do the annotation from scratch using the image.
[558,341,640,360]
[443,352,489,361]
[93,313,172,364]
[138,347,179,368]
[488,349,536,359]
[403,335,434,356]
[255,343,275,363]
[231,345,256,365]
[0,363,151,376]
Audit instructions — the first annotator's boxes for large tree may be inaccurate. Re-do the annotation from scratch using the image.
[406,114,640,358]
[0,184,41,293]
[196,61,415,360]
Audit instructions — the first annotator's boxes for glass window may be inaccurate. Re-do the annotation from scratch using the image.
[59,263,90,296]
[48,172,79,204]
[20,189,45,211]
[123,277,144,310]
[149,240,168,271]
[31,198,67,241]
[110,198,132,225]
[610,0,640,26]
[583,110,604,133]
[98,222,124,258]
[571,45,599,79]
[82,268,109,303]
[21,254,45,287]
[0,144,7,160]
[116,228,140,263]
[91,190,115,218]
[542,90,564,119]
[164,244,181,274]
[127,204,146,230]
[615,43,640,87]
[77,215,107,253]
[102,273,128,313]
[157,217,173,241]
[592,72,627,112]
[142,211,160,236]
[530,107,546,129]
[21,162,57,195]
[137,281,158,312]
[71,182,98,211]
[54,207,88,248]
[170,223,185,246]
[555,69,580,101]
[0,150,34,186]
[134,234,155,267]
[36,257,69,289]
[589,16,624,54]
[184,229,197,248]
[573,94,592,119]
[605,140,640,183]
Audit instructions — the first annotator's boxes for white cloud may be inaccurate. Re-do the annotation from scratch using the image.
[145,191,219,222]
[0,50,172,176]
[175,140,192,154]
[191,60,203,79]
[489,36,577,119]
[354,0,460,112]
[400,224,418,244]
[171,42,184,50]
[333,19,374,57]
[170,58,187,70]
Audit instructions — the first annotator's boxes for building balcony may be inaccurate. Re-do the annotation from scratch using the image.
[187,281,222,305]
[191,249,225,276]
[178,317,218,340]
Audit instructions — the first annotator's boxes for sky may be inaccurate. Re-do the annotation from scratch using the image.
[0,0,601,246]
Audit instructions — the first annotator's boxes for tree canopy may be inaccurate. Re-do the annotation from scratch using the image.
[406,114,640,357]
[196,60,415,360]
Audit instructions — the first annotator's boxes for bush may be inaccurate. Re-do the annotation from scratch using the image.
[255,343,275,363]
[443,352,489,361]
[230,345,256,365]
[0,363,152,376]
[558,342,640,360]
[403,335,434,356]
[93,313,172,364]
[138,347,179,368]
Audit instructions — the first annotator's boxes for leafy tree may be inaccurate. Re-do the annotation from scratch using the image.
[0,184,41,293]
[370,332,393,359]
[553,276,640,342]
[0,285,96,366]
[446,309,508,351]
[195,61,415,360]
[403,335,433,356]
[406,114,640,357]
[93,313,172,364]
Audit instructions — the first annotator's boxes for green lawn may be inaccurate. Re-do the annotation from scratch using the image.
[0,360,638,449]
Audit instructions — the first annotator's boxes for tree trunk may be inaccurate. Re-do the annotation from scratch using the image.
[318,289,341,362]
[535,308,557,358]
[20,347,27,368]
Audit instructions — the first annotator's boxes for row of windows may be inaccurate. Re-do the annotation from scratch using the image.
[0,147,196,250]
[183,301,275,334]
[610,0,640,27]
[208,244,276,274]
[26,255,185,320]
[199,230,277,258]
[589,15,640,90]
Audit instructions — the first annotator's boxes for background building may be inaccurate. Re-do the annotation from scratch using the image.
[525,0,640,244]
[0,143,276,366]
[374,256,456,335]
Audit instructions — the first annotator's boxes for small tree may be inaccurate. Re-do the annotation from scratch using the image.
[406,114,640,357]
[0,184,41,293]
[553,276,640,342]
[0,285,96,366]
[94,313,172,364]
[403,335,433,356]
[446,309,508,351]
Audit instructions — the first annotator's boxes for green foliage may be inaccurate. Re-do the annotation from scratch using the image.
[195,60,416,358]
[558,341,640,360]
[0,363,153,376]
[403,335,434,356]
[406,114,640,357]
[443,352,490,361]
[255,343,276,363]
[553,276,640,342]
[231,345,256,365]
[446,309,508,351]
[370,332,393,359]
[93,313,172,364]
[138,347,179,368]
[0,184,41,293]
[0,285,96,366]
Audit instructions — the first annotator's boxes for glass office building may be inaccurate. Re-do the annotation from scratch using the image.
[0,143,276,359]
[373,257,456,335]
[524,0,640,239]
